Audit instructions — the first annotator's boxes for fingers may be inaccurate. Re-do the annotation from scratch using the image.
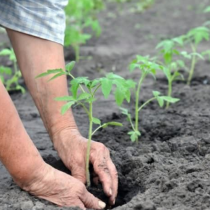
[81,189,106,210]
[91,143,118,205]
[92,149,113,198]
[107,161,118,205]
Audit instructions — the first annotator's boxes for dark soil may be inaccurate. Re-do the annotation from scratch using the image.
[1,0,210,209]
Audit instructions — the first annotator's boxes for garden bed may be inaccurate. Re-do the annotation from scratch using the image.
[0,0,210,209]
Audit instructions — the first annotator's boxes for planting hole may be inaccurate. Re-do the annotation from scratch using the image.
[43,154,145,209]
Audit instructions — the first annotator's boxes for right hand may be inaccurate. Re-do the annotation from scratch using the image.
[16,163,106,210]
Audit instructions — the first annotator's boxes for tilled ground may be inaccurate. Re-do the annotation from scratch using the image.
[0,0,210,209]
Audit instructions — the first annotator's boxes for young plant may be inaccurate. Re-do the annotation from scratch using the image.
[64,0,103,61]
[184,26,210,85]
[156,36,185,108]
[36,61,134,187]
[121,55,179,143]
[0,48,25,93]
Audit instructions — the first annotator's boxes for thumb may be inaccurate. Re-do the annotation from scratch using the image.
[82,190,106,209]
[71,166,86,184]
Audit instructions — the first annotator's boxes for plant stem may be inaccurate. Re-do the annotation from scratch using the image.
[135,73,145,143]
[166,81,172,109]
[187,44,196,85]
[68,73,86,94]
[75,45,80,62]
[138,97,156,112]
[86,102,93,187]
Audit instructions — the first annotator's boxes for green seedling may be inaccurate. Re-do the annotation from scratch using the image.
[36,61,134,187]
[156,36,185,67]
[0,48,25,93]
[156,36,185,108]
[184,26,209,85]
[161,62,184,108]
[64,0,103,61]
[121,55,179,143]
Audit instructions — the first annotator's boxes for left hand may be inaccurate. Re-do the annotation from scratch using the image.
[53,128,118,205]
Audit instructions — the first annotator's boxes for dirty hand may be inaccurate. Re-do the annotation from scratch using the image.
[53,128,118,205]
[16,163,106,209]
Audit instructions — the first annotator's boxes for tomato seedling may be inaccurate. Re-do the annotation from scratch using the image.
[0,48,25,93]
[156,37,185,108]
[184,26,209,85]
[36,61,134,186]
[121,55,179,143]
[64,0,103,61]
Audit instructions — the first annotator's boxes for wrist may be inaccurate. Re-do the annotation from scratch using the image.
[13,155,46,190]
[52,126,81,152]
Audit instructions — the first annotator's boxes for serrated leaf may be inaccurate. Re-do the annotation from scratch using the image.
[61,101,75,115]
[152,91,161,97]
[92,117,101,125]
[128,131,141,142]
[77,92,91,101]
[55,96,75,101]
[160,96,180,103]
[101,78,112,98]
[36,69,63,79]
[115,88,124,106]
[106,73,123,80]
[48,72,67,81]
[66,61,75,73]
[129,63,140,72]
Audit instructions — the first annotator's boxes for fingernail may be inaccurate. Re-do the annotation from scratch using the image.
[109,188,113,196]
[99,201,106,209]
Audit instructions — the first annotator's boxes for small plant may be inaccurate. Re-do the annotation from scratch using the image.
[36,61,135,187]
[183,26,209,85]
[121,55,179,143]
[156,37,185,108]
[64,0,103,61]
[0,48,25,93]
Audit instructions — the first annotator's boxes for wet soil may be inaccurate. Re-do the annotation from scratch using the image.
[1,0,210,209]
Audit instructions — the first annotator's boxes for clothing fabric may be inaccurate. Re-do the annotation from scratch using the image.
[0,0,68,45]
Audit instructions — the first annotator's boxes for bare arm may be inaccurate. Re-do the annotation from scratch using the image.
[6,29,78,142]
[6,29,118,205]
[0,81,44,186]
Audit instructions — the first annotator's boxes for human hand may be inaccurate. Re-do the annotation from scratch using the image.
[53,128,118,205]
[16,163,106,209]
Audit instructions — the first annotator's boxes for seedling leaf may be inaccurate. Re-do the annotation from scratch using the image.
[77,92,91,101]
[36,69,63,79]
[66,61,75,73]
[61,101,75,115]
[55,96,75,101]
[48,72,67,81]
[92,117,101,125]
[0,49,12,56]
[101,78,112,98]
[101,122,123,129]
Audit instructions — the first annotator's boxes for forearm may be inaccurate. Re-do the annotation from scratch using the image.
[0,81,44,186]
[6,29,78,143]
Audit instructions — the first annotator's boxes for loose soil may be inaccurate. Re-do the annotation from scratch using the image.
[1,0,210,209]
